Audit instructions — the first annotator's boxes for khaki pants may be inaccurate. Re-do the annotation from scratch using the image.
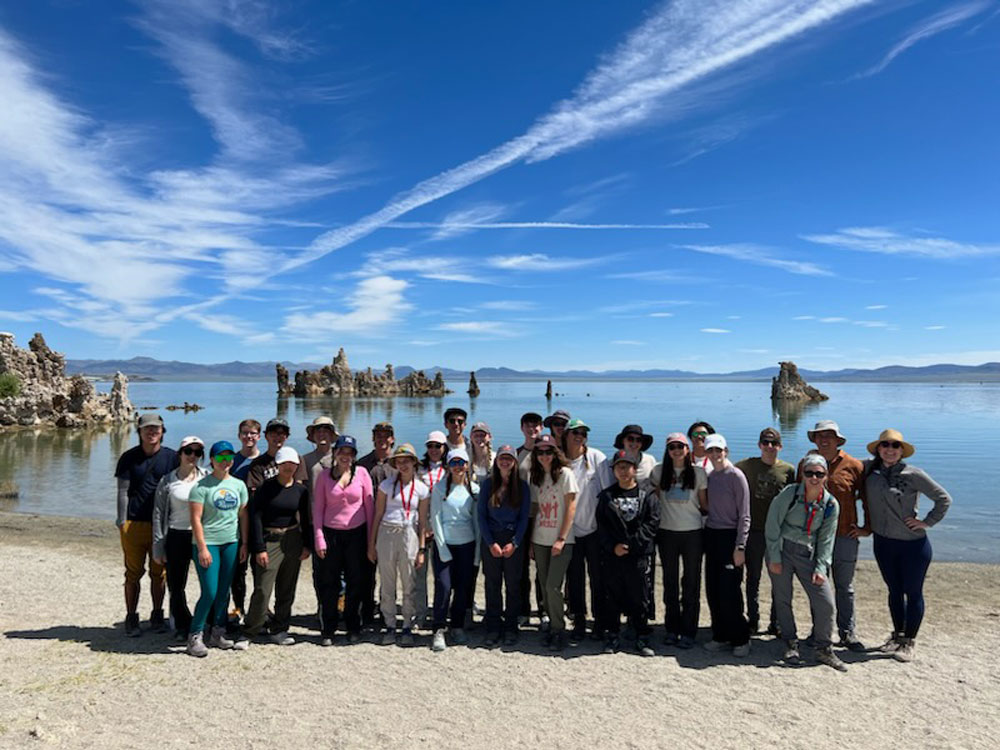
[377,524,419,630]
[533,542,574,632]
[245,527,304,636]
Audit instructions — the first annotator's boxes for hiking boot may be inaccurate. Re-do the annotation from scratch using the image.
[838,633,866,652]
[636,638,655,657]
[703,639,729,653]
[209,626,235,649]
[677,635,696,650]
[663,631,679,646]
[269,631,295,646]
[149,609,167,634]
[186,632,208,658]
[893,638,916,662]
[124,613,141,638]
[451,628,469,645]
[782,639,801,663]
[603,636,620,654]
[483,631,500,648]
[381,629,397,646]
[879,632,904,653]
[432,629,447,652]
[400,629,415,647]
[733,642,751,658]
[816,646,848,672]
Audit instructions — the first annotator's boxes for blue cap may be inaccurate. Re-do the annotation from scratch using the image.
[210,440,236,458]
[334,435,358,454]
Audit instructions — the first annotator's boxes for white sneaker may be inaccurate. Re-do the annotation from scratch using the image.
[186,632,208,658]
[703,639,729,652]
[733,642,751,658]
[432,629,447,652]
[269,631,295,646]
[209,626,234,650]
[232,636,250,651]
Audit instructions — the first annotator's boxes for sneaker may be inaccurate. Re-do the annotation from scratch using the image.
[149,609,167,634]
[893,638,916,663]
[548,631,565,652]
[782,639,801,663]
[569,627,585,647]
[838,633,867,653]
[636,639,655,657]
[663,632,679,647]
[503,630,519,647]
[816,646,848,672]
[590,629,606,642]
[451,628,468,646]
[124,613,141,638]
[400,629,415,647]
[381,629,397,646]
[432,629,447,652]
[517,615,528,627]
[347,632,361,644]
[269,631,295,646]
[321,636,334,647]
[703,639,729,653]
[186,632,208,658]
[677,635,696,650]
[733,642,751,658]
[483,632,500,648]
[539,614,551,632]
[603,636,620,654]
[232,636,250,651]
[879,632,904,653]
[209,626,235,650]
[765,623,780,637]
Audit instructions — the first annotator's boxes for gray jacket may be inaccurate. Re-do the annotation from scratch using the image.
[152,467,209,560]
[863,460,951,541]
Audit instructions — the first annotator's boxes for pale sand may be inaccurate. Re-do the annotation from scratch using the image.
[0,511,997,750]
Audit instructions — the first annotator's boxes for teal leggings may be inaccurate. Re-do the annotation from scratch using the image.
[191,542,238,635]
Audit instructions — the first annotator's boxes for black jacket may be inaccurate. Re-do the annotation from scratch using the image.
[596,483,660,557]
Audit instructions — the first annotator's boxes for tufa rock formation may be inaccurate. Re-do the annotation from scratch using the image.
[468,372,480,397]
[545,380,553,399]
[277,348,450,397]
[0,332,135,428]
[771,361,829,402]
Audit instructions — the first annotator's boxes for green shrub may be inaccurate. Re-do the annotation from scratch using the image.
[0,372,20,398]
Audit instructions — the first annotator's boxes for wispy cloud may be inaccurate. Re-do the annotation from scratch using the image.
[701,328,731,334]
[608,269,708,284]
[925,325,947,331]
[282,276,412,341]
[486,254,608,272]
[649,312,675,318]
[351,248,492,284]
[611,340,646,346]
[865,304,888,310]
[855,1,991,78]
[480,300,538,311]
[388,221,708,231]
[676,243,833,276]
[802,227,1000,258]
[436,321,519,338]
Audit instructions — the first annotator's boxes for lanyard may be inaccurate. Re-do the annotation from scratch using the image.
[803,490,822,536]
[398,479,416,521]
[426,466,444,493]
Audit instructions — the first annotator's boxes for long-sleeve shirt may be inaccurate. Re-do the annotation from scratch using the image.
[429,479,480,563]
[249,478,312,554]
[568,447,609,537]
[313,466,374,549]
[151,466,208,559]
[596,483,660,557]
[798,450,867,537]
[477,477,531,548]
[764,483,839,575]
[705,462,751,548]
[863,460,952,541]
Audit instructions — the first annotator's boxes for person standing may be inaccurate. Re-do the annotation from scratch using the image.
[443,407,468,451]
[152,435,208,641]
[803,420,868,651]
[864,429,952,662]
[687,421,716,473]
[703,434,752,657]
[736,427,796,635]
[516,412,543,462]
[610,425,657,490]
[358,421,396,628]
[766,454,845,671]
[230,419,261,482]
[416,431,448,629]
[301,416,337,629]
[650,433,707,649]
[478,445,531,647]
[186,441,249,657]
[115,412,179,637]
[516,411,545,624]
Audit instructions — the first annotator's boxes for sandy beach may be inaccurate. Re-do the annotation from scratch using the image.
[0,510,997,749]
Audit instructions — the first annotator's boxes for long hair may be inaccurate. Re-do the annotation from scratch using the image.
[444,464,474,499]
[529,445,568,486]
[330,456,357,485]
[470,435,493,473]
[489,462,523,508]
[659,447,695,491]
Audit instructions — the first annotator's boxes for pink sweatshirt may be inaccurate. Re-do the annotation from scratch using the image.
[313,465,374,551]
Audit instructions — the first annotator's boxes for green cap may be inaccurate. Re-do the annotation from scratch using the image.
[565,418,589,431]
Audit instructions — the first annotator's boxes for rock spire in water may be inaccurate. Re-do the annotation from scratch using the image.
[771,361,828,402]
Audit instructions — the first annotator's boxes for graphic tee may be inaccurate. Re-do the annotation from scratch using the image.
[189,475,249,545]
[650,463,708,532]
[530,467,579,546]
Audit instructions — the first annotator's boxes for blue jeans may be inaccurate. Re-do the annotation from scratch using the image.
[191,542,238,635]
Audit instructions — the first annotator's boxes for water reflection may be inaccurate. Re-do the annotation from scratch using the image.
[772,400,820,435]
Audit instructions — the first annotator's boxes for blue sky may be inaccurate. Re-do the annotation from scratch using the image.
[0,0,998,373]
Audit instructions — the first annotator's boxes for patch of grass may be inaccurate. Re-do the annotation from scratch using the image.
[0,372,20,398]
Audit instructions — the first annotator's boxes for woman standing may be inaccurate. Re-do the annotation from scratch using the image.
[478,445,531,647]
[424,448,480,651]
[369,443,430,646]
[650,433,707,649]
[415,431,447,629]
[314,435,373,645]
[186,441,249,657]
[864,429,951,662]
[528,434,579,651]
[153,436,208,641]
[468,422,494,483]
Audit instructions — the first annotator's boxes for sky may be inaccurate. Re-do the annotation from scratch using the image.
[0,0,998,373]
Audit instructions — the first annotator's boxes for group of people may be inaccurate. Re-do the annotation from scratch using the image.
[114,406,952,670]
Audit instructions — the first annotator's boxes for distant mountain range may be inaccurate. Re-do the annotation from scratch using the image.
[65,356,1000,383]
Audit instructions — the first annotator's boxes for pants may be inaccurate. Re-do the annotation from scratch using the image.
[120,520,166,587]
[831,535,859,638]
[704,527,750,646]
[745,529,776,631]
[520,518,544,616]
[533,542,574,633]
[414,545,430,624]
[245,527,303,636]
[377,524,419,630]
[602,553,653,637]
[656,528,702,638]
[482,530,523,633]
[431,541,477,630]
[318,525,367,635]
[191,542,238,635]
[567,530,604,633]
[769,538,836,647]
[873,533,933,639]
[230,552,249,614]
[164,528,193,636]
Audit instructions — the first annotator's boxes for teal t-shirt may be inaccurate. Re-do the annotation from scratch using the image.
[189,475,248,545]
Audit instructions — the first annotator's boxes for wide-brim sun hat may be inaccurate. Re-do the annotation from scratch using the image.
[867,429,915,459]
[807,420,847,446]
[306,416,338,440]
[543,409,571,427]
[614,424,653,452]
[389,443,420,465]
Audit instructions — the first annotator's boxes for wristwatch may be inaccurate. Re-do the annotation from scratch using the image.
[735,545,746,551]
[419,547,427,553]
[556,536,566,543]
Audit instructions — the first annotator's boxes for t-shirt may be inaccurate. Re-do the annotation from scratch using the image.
[250,479,311,553]
[735,457,796,532]
[650,463,708,532]
[189,475,249,545]
[116,445,179,522]
[530,467,579,546]
[377,476,430,528]
[231,451,257,482]
[161,467,209,531]
[420,463,447,497]
[568,448,608,537]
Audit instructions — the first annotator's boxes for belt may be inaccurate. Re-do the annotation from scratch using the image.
[264,524,299,535]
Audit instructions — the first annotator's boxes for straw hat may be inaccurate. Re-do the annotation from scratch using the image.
[866,429,915,459]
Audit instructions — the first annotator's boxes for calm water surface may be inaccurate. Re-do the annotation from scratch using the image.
[1,380,996,562]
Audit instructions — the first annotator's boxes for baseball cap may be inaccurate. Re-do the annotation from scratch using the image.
[470,421,491,435]
[425,430,447,445]
[704,434,728,451]
[275,446,300,465]
[334,435,358,454]
[265,418,290,434]
[495,445,517,461]
[137,413,164,429]
[446,447,470,464]
[178,435,204,450]
[210,440,236,458]
[520,412,543,424]
[443,407,468,422]
[611,449,639,467]
[759,427,782,444]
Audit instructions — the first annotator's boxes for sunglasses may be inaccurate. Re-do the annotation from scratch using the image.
[691,432,709,439]
[803,470,827,479]
[448,417,466,424]
[880,441,903,449]
[213,452,236,461]
[667,442,687,451]
[535,449,554,456]
[569,429,589,437]
[426,442,445,449]
[760,439,781,447]
[448,459,467,468]
[549,420,568,429]
[181,447,204,457]
[624,435,642,442]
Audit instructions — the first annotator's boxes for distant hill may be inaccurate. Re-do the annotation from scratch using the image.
[65,357,1000,383]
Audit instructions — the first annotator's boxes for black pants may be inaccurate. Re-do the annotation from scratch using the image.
[432,541,477,630]
[745,529,776,631]
[318,524,367,635]
[656,528,702,638]
[482,530,524,634]
[165,528,193,636]
[567,530,604,633]
[230,551,249,614]
[602,553,652,637]
[361,555,378,624]
[519,517,544,616]
[704,527,750,646]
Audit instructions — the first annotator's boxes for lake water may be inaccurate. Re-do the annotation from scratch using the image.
[1,380,997,563]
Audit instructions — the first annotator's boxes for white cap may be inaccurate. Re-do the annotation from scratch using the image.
[426,430,447,445]
[274,446,300,465]
[179,435,204,449]
[446,447,470,464]
[704,434,727,451]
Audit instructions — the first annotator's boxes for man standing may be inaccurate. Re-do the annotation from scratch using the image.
[736,427,796,635]
[115,413,178,636]
[358,421,396,627]
[516,411,543,462]
[231,419,261,482]
[443,407,468,451]
[803,420,868,651]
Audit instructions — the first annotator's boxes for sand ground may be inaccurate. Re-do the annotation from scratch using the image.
[0,511,997,749]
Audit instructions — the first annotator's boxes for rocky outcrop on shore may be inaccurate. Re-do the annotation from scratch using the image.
[0,332,135,428]
[771,360,829,402]
[277,348,450,397]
